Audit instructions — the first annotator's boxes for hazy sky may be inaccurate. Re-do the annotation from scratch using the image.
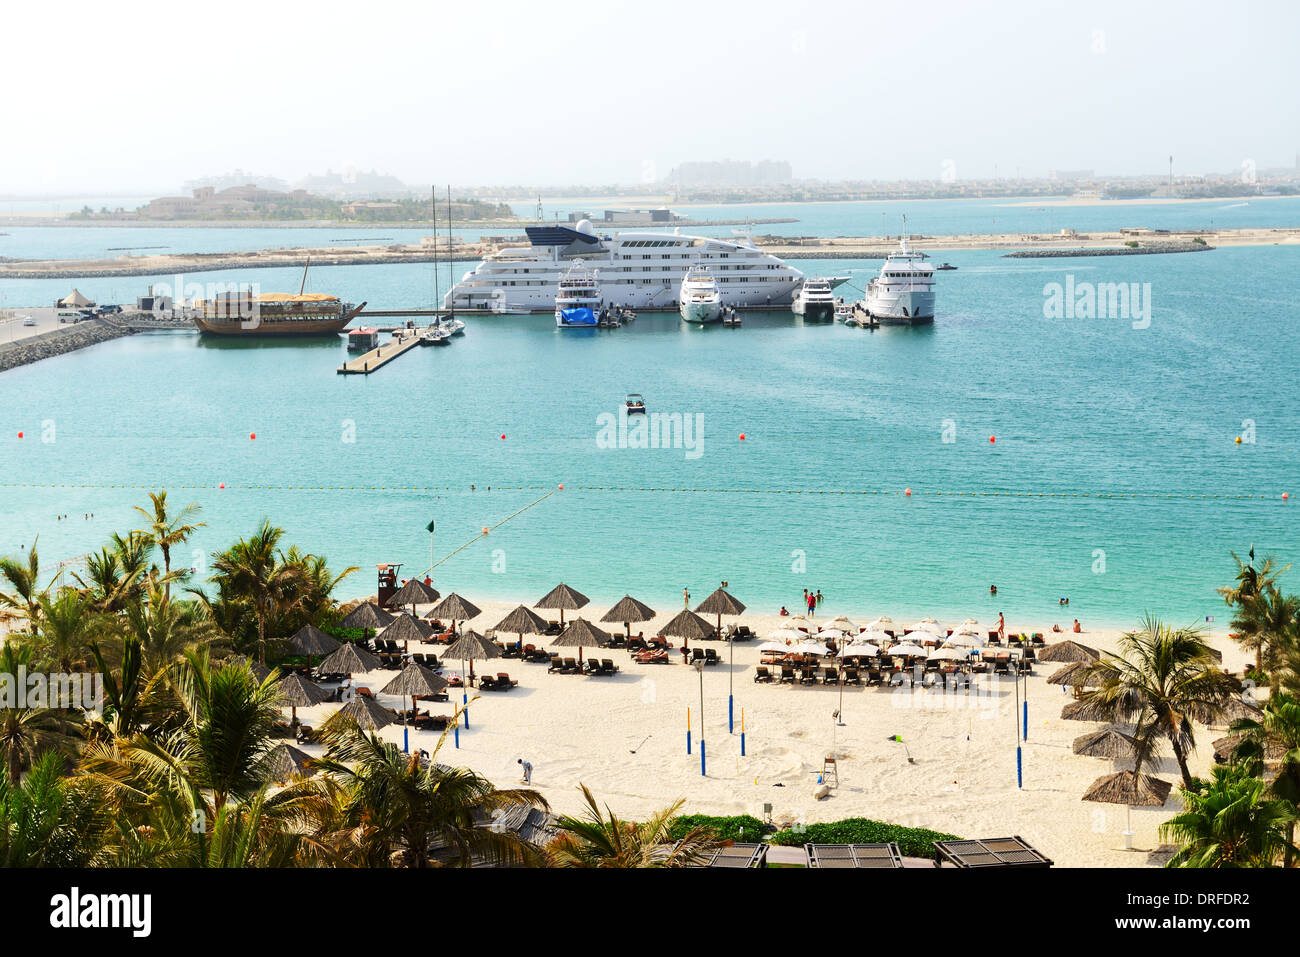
[4,0,1297,194]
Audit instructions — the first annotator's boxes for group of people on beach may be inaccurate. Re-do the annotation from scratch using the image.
[777,589,825,617]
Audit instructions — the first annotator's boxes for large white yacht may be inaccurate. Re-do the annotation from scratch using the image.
[861,232,936,325]
[554,261,602,327]
[678,263,723,323]
[444,220,810,312]
[792,277,836,320]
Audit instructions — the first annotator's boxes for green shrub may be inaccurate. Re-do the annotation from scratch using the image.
[1192,237,1207,245]
[1124,240,1140,248]
[669,814,768,844]
[768,818,961,859]
[324,625,372,644]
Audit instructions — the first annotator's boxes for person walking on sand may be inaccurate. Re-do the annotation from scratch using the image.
[683,587,690,609]
[997,612,1005,643]
[518,758,532,785]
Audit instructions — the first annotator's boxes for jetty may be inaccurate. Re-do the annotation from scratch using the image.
[337,328,424,375]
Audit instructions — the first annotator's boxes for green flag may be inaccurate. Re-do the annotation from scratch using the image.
[426,518,435,533]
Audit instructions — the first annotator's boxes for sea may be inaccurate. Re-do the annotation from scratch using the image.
[1,196,1297,630]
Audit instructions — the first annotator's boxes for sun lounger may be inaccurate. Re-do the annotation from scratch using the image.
[704,649,720,665]
[691,648,705,664]
[548,657,566,673]
[844,668,862,686]
[478,675,498,690]
[888,671,905,688]
[601,659,619,674]
[822,667,839,685]
[779,666,796,684]
[495,672,518,689]
[634,649,669,664]
[799,667,817,685]
[562,657,579,673]
[754,666,773,683]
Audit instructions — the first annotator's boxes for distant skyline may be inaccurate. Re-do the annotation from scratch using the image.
[4,0,1297,195]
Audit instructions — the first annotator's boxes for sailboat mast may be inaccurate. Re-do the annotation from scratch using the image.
[431,186,440,313]
[298,256,310,295]
[446,185,454,318]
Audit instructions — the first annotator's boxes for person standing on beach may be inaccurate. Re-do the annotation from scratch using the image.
[683,587,690,609]
[518,758,532,784]
[807,591,816,618]
[997,612,1005,642]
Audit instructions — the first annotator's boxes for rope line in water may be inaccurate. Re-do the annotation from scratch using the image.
[0,482,1288,501]
[421,487,560,577]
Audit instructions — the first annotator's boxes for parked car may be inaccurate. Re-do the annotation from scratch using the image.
[21,315,36,326]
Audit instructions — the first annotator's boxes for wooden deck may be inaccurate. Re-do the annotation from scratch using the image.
[337,329,424,375]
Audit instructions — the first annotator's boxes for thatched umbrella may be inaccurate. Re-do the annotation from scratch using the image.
[382,612,431,650]
[381,661,450,748]
[318,642,381,676]
[340,602,394,630]
[289,624,341,673]
[552,617,609,672]
[427,592,482,637]
[600,595,657,642]
[1072,727,1138,759]
[1047,661,1099,688]
[534,583,589,627]
[445,630,501,699]
[491,604,549,654]
[276,672,329,726]
[388,577,440,615]
[659,609,714,650]
[332,694,395,731]
[1211,731,1287,764]
[1213,696,1263,726]
[1082,769,1173,848]
[265,744,317,782]
[225,655,272,682]
[1061,697,1116,722]
[694,586,746,640]
[1037,639,1100,663]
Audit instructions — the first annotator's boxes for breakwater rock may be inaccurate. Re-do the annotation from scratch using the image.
[0,319,135,373]
[1003,243,1214,258]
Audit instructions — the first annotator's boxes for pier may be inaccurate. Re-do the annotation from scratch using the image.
[336,328,425,375]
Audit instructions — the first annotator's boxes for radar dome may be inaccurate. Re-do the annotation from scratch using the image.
[574,219,596,236]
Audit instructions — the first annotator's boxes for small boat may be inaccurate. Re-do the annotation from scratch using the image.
[625,393,646,415]
[347,327,379,351]
[936,262,957,271]
[440,316,466,336]
[679,263,723,323]
[834,303,855,323]
[420,324,452,346]
[721,306,742,326]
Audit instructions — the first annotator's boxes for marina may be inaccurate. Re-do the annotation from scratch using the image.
[335,325,426,374]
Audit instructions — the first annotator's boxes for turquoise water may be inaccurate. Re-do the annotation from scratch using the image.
[2,243,1297,629]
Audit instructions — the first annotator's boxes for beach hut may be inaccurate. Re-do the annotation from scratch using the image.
[276,672,329,727]
[445,630,500,688]
[1061,698,1115,722]
[551,617,610,673]
[265,744,317,782]
[1081,769,1173,849]
[340,601,395,630]
[660,609,714,645]
[428,592,483,637]
[318,642,381,676]
[534,583,589,627]
[600,595,657,642]
[382,612,432,649]
[388,577,440,615]
[491,604,550,653]
[1072,728,1138,759]
[695,586,746,640]
[58,288,94,308]
[1037,640,1100,663]
[381,661,450,739]
[289,624,341,657]
[332,694,396,732]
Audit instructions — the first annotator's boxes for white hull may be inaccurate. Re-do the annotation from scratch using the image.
[680,299,722,323]
[864,289,935,324]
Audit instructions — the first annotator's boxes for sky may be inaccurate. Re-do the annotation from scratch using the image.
[2,0,1297,195]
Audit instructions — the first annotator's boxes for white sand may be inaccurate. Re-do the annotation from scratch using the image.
[290,599,1251,867]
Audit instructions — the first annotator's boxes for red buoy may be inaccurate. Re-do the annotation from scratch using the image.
[16,431,22,439]
[500,434,506,440]
[1284,492,1291,501]
[739,433,746,441]
[219,483,226,489]
[905,488,912,496]
[249,432,256,440]
[558,484,564,490]
[989,435,996,443]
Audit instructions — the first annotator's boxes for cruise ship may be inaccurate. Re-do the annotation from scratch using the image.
[444,219,808,312]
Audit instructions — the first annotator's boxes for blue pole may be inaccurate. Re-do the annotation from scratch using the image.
[728,695,734,734]
[740,731,746,756]
[454,722,460,749]
[1016,746,1022,788]
[686,729,691,755]
[403,725,409,754]
[700,738,706,776]
[1022,700,1028,741]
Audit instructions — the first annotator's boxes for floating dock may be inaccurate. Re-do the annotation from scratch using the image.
[337,329,424,375]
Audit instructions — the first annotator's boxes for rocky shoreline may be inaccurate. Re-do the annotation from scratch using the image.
[0,318,135,373]
[1003,242,1215,258]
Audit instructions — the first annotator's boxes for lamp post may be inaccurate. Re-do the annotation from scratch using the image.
[695,660,706,776]
[728,627,735,733]
[1013,659,1022,788]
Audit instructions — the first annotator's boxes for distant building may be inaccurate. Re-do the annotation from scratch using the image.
[667,160,793,186]
[1047,169,1095,182]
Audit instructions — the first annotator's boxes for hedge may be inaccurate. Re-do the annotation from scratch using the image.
[768,818,962,859]
[668,814,769,844]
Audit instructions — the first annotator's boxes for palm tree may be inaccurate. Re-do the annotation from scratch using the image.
[0,540,47,635]
[209,522,307,664]
[1161,763,1295,867]
[33,588,95,674]
[123,586,214,675]
[1080,615,1239,789]
[1229,585,1299,682]
[134,491,205,600]
[1230,693,1300,866]
[0,752,110,866]
[0,645,83,784]
[306,720,547,868]
[546,784,722,867]
[1218,552,1288,607]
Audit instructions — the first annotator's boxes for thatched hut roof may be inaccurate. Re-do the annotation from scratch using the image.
[1046,661,1099,687]
[534,583,590,612]
[288,624,341,657]
[380,661,449,697]
[382,613,432,645]
[340,602,394,630]
[265,744,317,782]
[1211,731,1288,764]
[224,655,272,682]
[600,595,657,624]
[318,642,381,675]
[1072,727,1138,759]
[659,609,715,642]
[491,604,549,636]
[387,578,440,608]
[428,593,482,621]
[1061,698,1117,722]
[333,695,395,731]
[444,631,501,661]
[1081,770,1172,807]
[695,587,746,616]
[552,618,610,648]
[276,672,330,708]
[1037,639,1100,663]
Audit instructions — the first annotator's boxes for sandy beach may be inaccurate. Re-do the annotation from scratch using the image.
[289,596,1251,867]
